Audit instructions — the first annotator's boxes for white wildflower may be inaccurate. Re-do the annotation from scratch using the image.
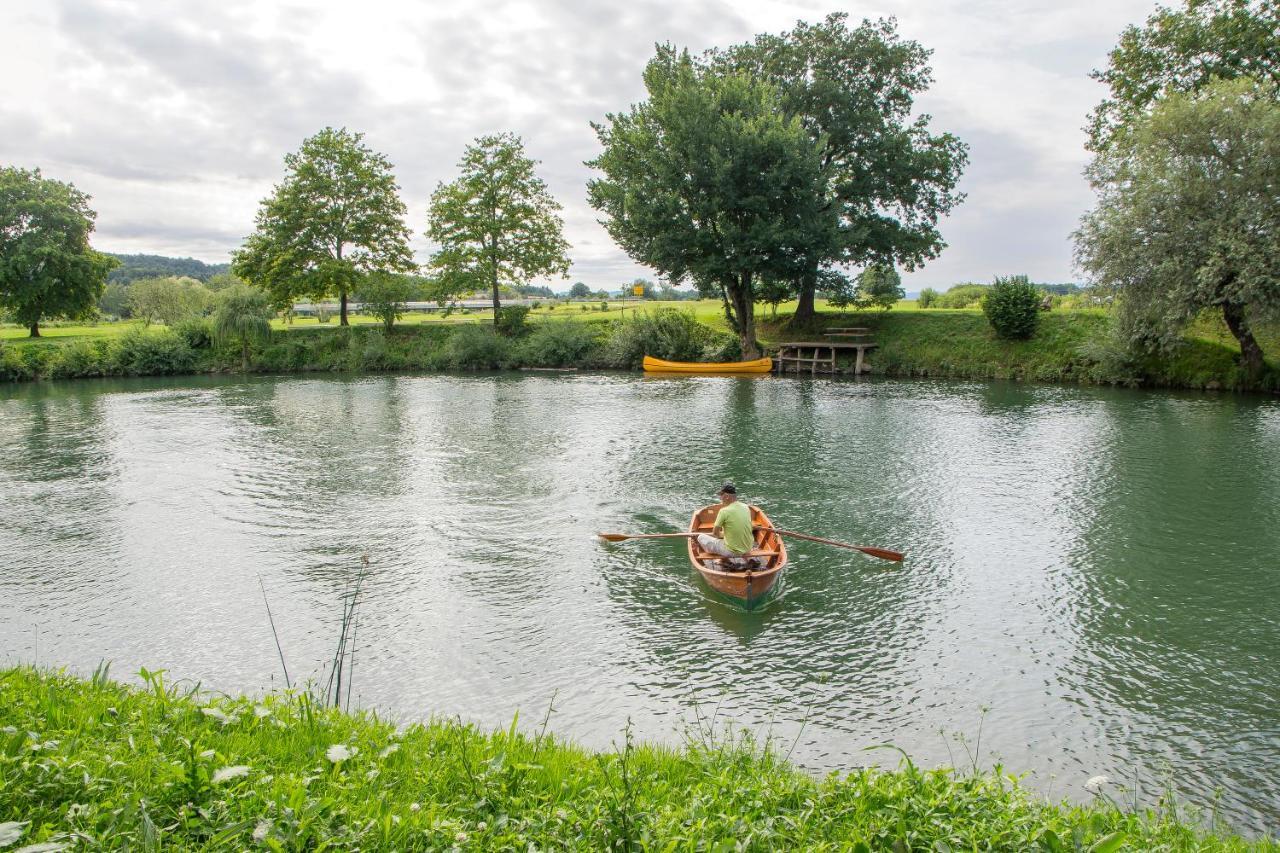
[378,743,399,759]
[477,821,487,831]
[65,803,89,819]
[211,766,251,784]
[254,705,271,719]
[454,831,468,843]
[252,819,272,843]
[1084,775,1109,793]
[199,749,216,760]
[200,707,229,724]
[409,803,420,812]
[0,821,28,846]
[325,744,354,763]
[365,768,379,781]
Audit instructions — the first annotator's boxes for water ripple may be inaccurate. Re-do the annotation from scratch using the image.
[1,374,1277,834]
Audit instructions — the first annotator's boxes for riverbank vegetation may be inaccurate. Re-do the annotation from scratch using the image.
[2,302,1275,392]
[1,666,1271,851]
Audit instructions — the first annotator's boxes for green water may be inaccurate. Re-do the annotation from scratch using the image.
[1,373,1277,833]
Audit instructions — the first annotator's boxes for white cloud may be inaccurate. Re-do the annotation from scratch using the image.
[0,0,1155,287]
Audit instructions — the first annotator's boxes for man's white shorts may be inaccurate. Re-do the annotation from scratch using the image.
[696,533,741,558]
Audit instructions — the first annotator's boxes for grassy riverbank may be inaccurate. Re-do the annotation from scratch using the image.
[2,303,1276,392]
[765,309,1280,391]
[1,667,1271,850]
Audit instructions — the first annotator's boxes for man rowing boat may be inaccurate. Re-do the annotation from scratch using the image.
[695,482,761,571]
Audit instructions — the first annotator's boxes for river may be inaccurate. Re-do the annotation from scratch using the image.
[1,373,1277,833]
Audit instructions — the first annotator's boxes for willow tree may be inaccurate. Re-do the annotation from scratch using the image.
[712,14,968,323]
[1087,0,1280,153]
[0,167,117,337]
[213,284,274,371]
[588,48,835,358]
[1076,79,1280,379]
[427,133,571,324]
[233,127,415,325]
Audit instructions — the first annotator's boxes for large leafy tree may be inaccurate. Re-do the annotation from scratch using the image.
[233,127,415,326]
[1075,78,1280,378]
[427,133,571,325]
[0,167,117,337]
[127,276,211,326]
[1087,0,1280,152]
[588,48,835,358]
[712,14,968,323]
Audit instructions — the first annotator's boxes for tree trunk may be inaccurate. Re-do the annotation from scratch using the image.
[1222,302,1265,381]
[492,264,501,327]
[336,241,348,326]
[793,267,818,324]
[728,272,760,359]
[28,322,40,338]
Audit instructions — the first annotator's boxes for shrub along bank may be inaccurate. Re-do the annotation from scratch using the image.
[1,308,1276,392]
[1,667,1272,850]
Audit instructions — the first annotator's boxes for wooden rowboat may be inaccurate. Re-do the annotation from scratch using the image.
[643,355,773,374]
[687,504,788,608]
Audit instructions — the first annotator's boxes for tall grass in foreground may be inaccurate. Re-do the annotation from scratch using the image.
[1,667,1272,851]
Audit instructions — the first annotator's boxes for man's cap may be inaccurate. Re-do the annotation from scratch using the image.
[718,482,737,494]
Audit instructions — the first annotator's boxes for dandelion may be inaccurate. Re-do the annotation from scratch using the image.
[253,819,272,843]
[326,744,355,763]
[212,765,251,784]
[1085,775,1109,793]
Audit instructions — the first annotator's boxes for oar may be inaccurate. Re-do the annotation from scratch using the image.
[597,531,700,542]
[757,526,904,562]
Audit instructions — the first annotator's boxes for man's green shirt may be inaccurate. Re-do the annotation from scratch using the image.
[714,501,754,555]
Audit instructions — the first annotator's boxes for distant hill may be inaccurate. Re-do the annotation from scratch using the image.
[106,253,231,285]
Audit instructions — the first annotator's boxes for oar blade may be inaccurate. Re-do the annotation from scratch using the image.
[597,532,631,542]
[859,546,905,562]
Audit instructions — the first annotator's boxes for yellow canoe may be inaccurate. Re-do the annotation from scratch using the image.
[642,355,773,374]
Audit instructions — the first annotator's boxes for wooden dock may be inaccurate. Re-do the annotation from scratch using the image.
[774,328,878,375]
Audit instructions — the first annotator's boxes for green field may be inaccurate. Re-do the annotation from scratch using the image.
[0,299,749,343]
[1,666,1270,851]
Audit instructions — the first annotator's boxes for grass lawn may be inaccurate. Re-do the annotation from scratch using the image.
[2,666,1270,851]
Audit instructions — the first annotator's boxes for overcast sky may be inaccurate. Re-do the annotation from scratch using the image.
[1,0,1157,290]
